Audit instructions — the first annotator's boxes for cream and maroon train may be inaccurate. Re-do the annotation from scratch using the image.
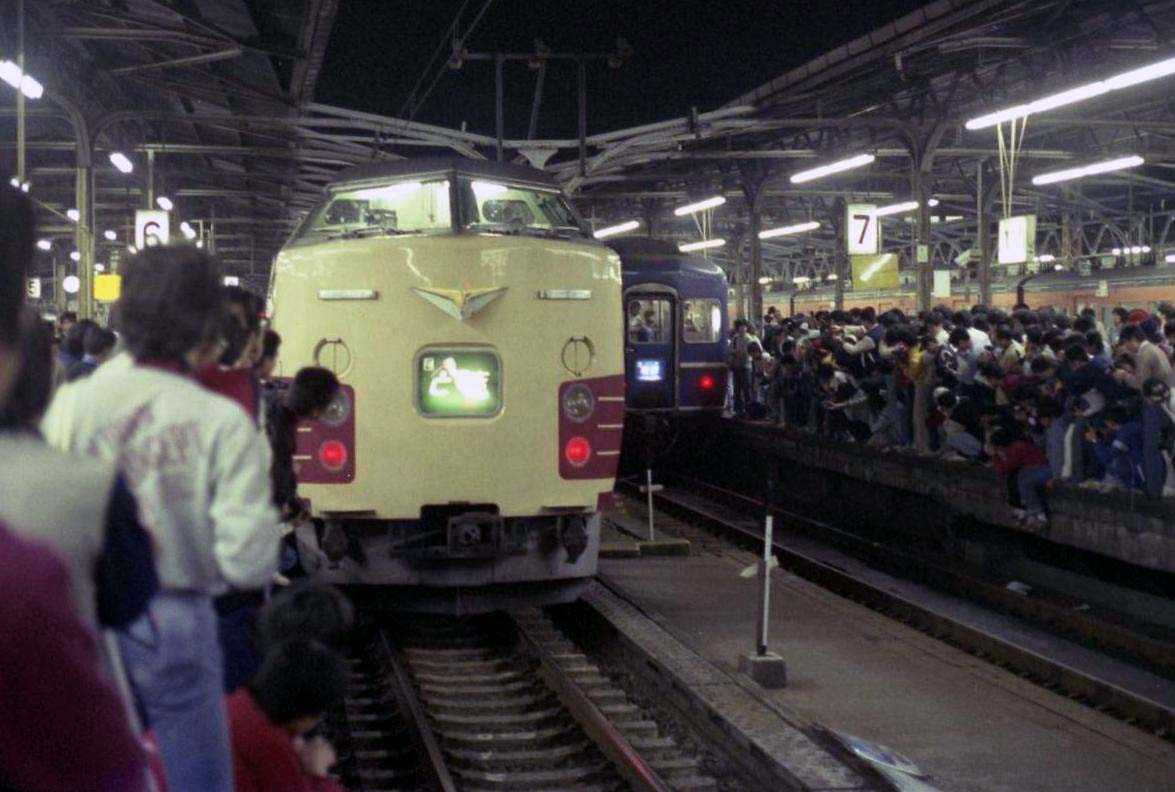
[269,158,624,612]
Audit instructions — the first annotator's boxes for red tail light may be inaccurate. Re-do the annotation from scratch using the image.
[564,436,592,467]
[319,440,349,472]
[699,373,716,390]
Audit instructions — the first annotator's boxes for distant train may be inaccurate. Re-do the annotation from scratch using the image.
[270,158,624,613]
[769,266,1175,327]
[603,237,729,467]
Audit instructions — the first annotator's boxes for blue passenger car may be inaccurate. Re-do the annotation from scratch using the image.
[605,237,728,414]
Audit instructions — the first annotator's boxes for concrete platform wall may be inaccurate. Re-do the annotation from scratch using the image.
[677,421,1175,575]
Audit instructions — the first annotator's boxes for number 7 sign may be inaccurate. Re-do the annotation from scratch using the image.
[846,204,879,255]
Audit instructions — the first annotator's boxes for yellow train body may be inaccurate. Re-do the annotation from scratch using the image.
[269,160,623,610]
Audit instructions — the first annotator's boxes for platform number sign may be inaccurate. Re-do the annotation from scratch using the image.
[135,209,170,249]
[998,215,1036,265]
[25,277,40,299]
[846,204,879,255]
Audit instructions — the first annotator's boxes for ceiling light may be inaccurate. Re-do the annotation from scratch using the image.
[758,276,772,285]
[790,153,875,184]
[104,229,117,241]
[1032,155,1144,185]
[1141,245,1152,254]
[1054,264,1064,271]
[127,245,137,254]
[19,74,42,100]
[759,220,820,239]
[1112,248,1122,256]
[678,238,726,252]
[179,221,196,240]
[156,196,174,211]
[793,275,811,284]
[1037,254,1055,263]
[195,239,204,249]
[1166,253,1175,264]
[62,275,79,294]
[36,239,51,251]
[966,55,1175,130]
[0,60,21,89]
[872,201,920,218]
[66,208,79,222]
[69,251,80,262]
[109,152,134,174]
[827,273,838,281]
[673,196,726,216]
[20,181,29,192]
[94,263,105,273]
[928,198,941,207]
[593,219,640,239]
[8,177,18,189]
[223,276,240,286]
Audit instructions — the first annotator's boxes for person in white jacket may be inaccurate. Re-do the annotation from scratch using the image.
[41,245,283,792]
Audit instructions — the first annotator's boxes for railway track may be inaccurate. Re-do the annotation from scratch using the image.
[336,611,721,791]
[616,476,1175,741]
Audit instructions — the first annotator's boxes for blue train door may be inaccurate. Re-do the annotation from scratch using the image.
[624,289,676,409]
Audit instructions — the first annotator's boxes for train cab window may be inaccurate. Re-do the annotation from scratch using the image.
[682,299,721,343]
[461,179,586,237]
[296,179,451,242]
[626,298,671,344]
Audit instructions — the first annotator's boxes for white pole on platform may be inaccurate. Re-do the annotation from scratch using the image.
[645,467,655,541]
[757,514,774,655]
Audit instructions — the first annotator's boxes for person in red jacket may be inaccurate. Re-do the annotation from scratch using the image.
[228,639,348,792]
[988,427,1052,529]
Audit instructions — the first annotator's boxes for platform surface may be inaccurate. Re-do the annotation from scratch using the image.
[598,549,1175,792]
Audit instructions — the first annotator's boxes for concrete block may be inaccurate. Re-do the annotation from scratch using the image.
[600,542,641,558]
[639,538,691,556]
[739,651,788,688]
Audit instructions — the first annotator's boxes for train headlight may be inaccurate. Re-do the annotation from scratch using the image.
[318,440,348,472]
[564,436,592,467]
[561,384,595,423]
[320,388,352,427]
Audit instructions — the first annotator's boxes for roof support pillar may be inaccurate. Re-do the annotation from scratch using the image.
[832,197,846,310]
[75,162,95,319]
[976,161,999,307]
[913,169,932,311]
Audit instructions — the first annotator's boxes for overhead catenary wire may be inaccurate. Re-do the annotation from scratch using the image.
[405,0,496,126]
[397,0,474,120]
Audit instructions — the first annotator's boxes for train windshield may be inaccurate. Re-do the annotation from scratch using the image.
[460,179,587,239]
[296,179,452,242]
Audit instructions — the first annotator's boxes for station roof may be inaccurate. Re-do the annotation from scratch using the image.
[329,157,558,190]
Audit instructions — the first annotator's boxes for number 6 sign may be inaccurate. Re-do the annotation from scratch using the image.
[846,204,879,255]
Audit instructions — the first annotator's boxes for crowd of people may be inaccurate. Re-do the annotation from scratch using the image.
[0,185,354,791]
[728,299,1175,526]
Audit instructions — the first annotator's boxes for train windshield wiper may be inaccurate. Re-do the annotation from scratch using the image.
[324,226,415,240]
[467,223,572,240]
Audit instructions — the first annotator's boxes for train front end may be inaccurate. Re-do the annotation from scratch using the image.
[270,160,623,612]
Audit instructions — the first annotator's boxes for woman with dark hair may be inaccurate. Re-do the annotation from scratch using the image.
[41,245,284,792]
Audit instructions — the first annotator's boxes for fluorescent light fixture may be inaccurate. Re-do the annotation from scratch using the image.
[94,263,105,273]
[179,221,196,240]
[759,220,820,239]
[8,177,18,189]
[790,153,875,184]
[758,276,772,285]
[69,251,80,262]
[1054,264,1064,271]
[20,181,28,192]
[103,229,117,241]
[673,195,726,216]
[872,200,920,218]
[127,245,137,254]
[0,60,21,89]
[793,275,811,284]
[36,239,51,251]
[593,219,640,239]
[1032,155,1143,185]
[1166,253,1175,264]
[471,180,507,196]
[928,198,941,207]
[156,196,174,211]
[19,74,42,100]
[62,275,80,294]
[678,238,726,252]
[109,152,134,174]
[1129,245,1145,255]
[195,240,204,249]
[966,55,1175,130]
[1112,247,1122,256]
[827,273,838,281]
[1037,254,1055,263]
[66,208,79,222]
[223,276,240,286]
[1141,245,1152,253]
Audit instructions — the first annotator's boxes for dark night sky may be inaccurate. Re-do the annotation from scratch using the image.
[315,0,928,138]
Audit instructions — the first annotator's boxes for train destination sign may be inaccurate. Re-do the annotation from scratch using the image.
[418,351,502,417]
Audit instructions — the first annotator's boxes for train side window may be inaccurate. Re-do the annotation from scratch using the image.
[626,298,671,344]
[682,299,721,343]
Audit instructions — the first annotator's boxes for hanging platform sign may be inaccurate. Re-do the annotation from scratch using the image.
[135,210,170,249]
[846,204,879,255]
[997,215,1036,264]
